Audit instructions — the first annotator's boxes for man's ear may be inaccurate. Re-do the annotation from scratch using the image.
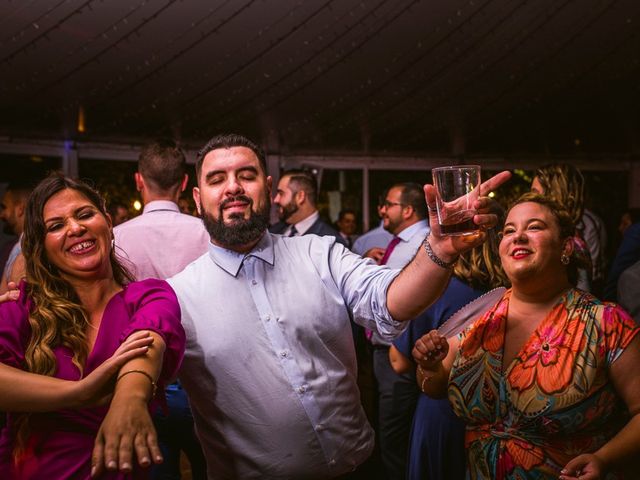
[295,189,306,206]
[402,205,414,220]
[134,172,145,192]
[266,176,272,197]
[180,174,189,193]
[15,202,26,219]
[193,187,202,215]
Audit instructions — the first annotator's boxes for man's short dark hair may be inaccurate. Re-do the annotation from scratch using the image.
[139,139,186,191]
[377,188,389,208]
[395,182,427,219]
[196,134,267,183]
[108,201,127,217]
[4,182,32,202]
[338,209,356,221]
[282,169,318,207]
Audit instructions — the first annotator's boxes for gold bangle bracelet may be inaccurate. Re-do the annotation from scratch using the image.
[116,369,157,397]
[417,365,431,393]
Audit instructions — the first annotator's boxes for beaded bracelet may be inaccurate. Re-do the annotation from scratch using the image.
[422,236,458,269]
[116,369,157,397]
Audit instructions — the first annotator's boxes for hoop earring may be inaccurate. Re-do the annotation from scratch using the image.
[561,253,570,265]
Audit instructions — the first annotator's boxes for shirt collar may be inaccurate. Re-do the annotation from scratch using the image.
[397,219,429,242]
[143,200,180,214]
[207,231,275,277]
[292,210,319,235]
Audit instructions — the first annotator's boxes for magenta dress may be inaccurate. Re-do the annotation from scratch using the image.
[0,279,185,479]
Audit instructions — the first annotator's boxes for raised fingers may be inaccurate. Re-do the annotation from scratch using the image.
[479,171,511,194]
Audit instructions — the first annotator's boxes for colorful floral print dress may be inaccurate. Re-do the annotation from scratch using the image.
[448,288,638,479]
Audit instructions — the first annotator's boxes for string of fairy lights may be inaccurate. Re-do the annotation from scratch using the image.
[102,0,335,135]
[384,0,627,151]
[0,0,70,47]
[0,0,637,154]
[186,0,420,140]
[0,0,95,66]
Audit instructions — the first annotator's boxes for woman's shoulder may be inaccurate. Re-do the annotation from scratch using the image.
[568,288,623,312]
[119,279,177,306]
[568,288,637,333]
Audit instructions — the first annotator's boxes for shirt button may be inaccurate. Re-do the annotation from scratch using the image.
[276,317,282,323]
[251,280,257,286]
[328,459,336,466]
[265,315,270,322]
[316,423,323,431]
[280,350,288,357]
[297,385,307,394]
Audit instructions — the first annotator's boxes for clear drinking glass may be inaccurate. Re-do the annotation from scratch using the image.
[431,165,481,236]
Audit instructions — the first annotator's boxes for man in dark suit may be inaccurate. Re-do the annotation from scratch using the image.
[270,169,347,246]
[336,209,359,250]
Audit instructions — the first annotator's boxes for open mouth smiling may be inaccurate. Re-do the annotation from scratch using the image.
[68,240,96,254]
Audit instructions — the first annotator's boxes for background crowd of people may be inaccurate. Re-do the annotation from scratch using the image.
[0,135,639,479]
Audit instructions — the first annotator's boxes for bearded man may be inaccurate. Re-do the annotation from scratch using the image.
[269,169,346,246]
[91,133,510,479]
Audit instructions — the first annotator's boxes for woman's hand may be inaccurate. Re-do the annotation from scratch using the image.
[0,281,19,303]
[91,391,162,477]
[425,170,512,258]
[559,453,606,480]
[73,331,154,407]
[412,330,449,370]
[90,330,166,477]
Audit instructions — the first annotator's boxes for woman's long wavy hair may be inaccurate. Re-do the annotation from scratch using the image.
[453,208,509,290]
[16,174,133,454]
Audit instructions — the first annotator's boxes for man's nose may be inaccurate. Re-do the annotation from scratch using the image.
[225,177,243,195]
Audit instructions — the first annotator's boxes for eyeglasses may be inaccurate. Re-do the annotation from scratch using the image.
[382,200,404,209]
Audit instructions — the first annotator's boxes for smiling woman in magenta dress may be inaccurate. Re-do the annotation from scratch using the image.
[0,174,185,479]
[0,280,184,478]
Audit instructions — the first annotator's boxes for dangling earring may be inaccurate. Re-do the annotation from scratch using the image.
[561,253,570,265]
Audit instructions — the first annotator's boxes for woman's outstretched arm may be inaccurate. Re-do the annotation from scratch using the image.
[0,330,153,411]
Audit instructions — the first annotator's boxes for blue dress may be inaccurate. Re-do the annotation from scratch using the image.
[393,277,486,480]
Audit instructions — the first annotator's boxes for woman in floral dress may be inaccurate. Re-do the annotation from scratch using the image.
[413,193,640,479]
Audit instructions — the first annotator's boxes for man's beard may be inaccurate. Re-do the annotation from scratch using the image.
[200,194,270,248]
[278,200,298,222]
[383,216,399,234]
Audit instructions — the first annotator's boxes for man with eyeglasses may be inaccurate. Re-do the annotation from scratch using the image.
[352,191,394,260]
[371,182,431,480]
